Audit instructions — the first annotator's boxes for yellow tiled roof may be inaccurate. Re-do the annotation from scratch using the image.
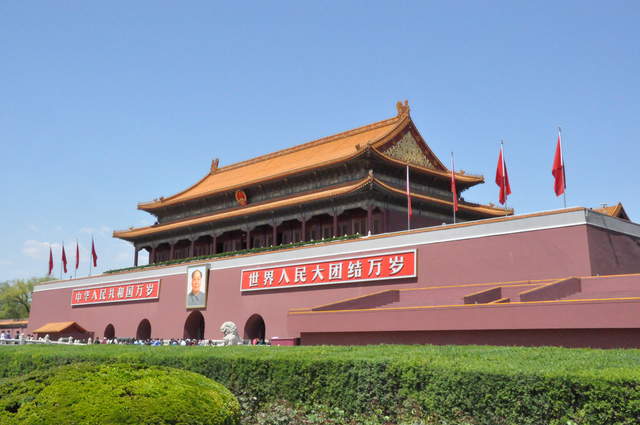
[33,321,87,334]
[0,319,28,326]
[117,177,375,240]
[139,115,404,211]
[115,174,505,240]
[594,203,628,219]
[138,106,484,211]
[373,178,510,216]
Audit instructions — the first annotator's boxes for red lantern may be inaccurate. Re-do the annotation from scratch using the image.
[235,190,248,206]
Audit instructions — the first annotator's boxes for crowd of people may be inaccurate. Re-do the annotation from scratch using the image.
[0,330,27,342]
[97,338,221,346]
[96,337,268,346]
[0,327,273,347]
[0,331,269,347]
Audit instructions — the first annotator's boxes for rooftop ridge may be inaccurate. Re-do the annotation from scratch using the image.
[138,114,402,210]
[216,115,401,174]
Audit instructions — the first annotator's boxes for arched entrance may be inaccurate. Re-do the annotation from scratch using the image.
[104,324,115,339]
[183,311,205,340]
[244,314,266,340]
[136,319,151,340]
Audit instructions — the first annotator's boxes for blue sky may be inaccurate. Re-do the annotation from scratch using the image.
[1,2,638,281]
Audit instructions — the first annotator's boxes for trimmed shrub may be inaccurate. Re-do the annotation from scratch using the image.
[0,362,240,425]
[1,344,640,424]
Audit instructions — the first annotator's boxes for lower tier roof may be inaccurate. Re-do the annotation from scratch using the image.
[114,175,508,241]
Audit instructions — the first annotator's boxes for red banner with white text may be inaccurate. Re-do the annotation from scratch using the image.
[71,280,160,306]
[241,250,415,292]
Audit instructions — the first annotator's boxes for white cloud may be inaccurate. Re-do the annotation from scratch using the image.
[0,259,12,266]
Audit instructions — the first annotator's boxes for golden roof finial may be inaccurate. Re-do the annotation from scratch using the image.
[396,100,410,116]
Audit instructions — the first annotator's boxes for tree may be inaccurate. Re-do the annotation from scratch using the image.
[0,277,52,319]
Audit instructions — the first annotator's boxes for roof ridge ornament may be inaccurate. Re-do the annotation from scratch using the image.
[396,100,410,116]
[210,158,220,174]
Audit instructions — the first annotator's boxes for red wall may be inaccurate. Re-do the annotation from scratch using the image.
[27,222,639,342]
[587,226,640,276]
[386,209,442,233]
[29,275,195,339]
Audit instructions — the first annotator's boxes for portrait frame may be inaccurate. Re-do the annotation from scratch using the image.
[186,264,209,309]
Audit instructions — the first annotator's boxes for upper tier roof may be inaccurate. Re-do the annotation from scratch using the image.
[138,102,483,211]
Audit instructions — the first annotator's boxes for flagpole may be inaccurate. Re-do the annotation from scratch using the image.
[60,242,63,280]
[501,141,508,215]
[89,236,93,277]
[451,152,456,224]
[559,127,567,209]
[406,165,411,231]
[48,244,52,277]
[78,239,80,278]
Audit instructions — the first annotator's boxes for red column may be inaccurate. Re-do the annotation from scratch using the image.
[134,249,139,267]
[383,208,388,233]
[189,240,194,257]
[367,205,373,235]
[150,246,156,264]
[301,219,306,242]
[272,224,277,246]
[333,214,338,237]
[169,243,175,260]
[212,235,217,254]
[246,230,251,249]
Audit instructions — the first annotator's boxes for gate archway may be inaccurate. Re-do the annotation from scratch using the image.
[244,314,266,341]
[136,319,151,340]
[183,311,205,340]
[104,323,115,339]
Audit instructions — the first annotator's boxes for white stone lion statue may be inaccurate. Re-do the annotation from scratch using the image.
[219,321,241,346]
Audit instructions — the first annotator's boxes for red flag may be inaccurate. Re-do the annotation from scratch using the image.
[61,244,68,274]
[91,237,98,267]
[74,241,79,271]
[552,132,566,196]
[48,246,53,276]
[495,144,511,205]
[451,156,458,213]
[406,165,412,217]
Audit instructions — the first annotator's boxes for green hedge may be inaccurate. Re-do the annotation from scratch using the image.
[1,345,639,424]
[0,362,240,425]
